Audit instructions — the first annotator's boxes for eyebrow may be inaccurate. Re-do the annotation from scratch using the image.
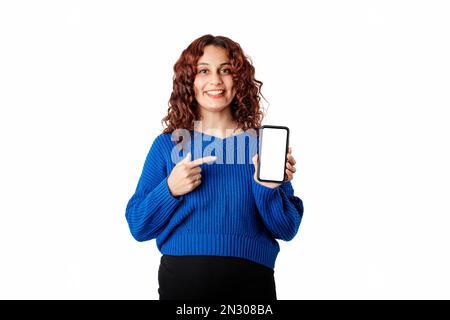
[196,62,231,66]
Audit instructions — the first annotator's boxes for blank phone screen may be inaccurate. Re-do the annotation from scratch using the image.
[258,127,289,182]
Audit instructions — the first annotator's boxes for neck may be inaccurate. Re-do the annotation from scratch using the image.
[194,108,242,138]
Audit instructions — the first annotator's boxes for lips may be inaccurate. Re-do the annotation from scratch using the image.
[205,90,225,98]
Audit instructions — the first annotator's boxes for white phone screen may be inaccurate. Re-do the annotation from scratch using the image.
[258,126,289,182]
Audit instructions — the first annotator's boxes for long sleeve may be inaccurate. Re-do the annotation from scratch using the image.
[125,135,184,242]
[252,179,304,241]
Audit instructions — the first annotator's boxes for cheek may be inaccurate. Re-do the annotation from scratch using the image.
[194,76,209,91]
[193,80,202,96]
[228,85,236,98]
[226,79,235,95]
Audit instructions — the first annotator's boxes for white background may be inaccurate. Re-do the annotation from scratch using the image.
[1,0,449,299]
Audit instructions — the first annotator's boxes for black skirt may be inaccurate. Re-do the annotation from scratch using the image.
[158,254,277,301]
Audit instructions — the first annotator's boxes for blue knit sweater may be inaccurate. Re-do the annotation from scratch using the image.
[125,130,304,269]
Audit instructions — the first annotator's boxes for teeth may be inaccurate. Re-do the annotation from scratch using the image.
[206,90,224,95]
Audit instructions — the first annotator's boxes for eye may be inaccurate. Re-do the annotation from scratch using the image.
[197,69,208,74]
[221,68,231,74]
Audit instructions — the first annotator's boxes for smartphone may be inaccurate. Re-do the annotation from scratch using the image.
[256,125,290,183]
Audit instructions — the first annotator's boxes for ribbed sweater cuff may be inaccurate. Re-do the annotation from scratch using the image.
[145,177,184,225]
[280,181,294,195]
[251,178,281,203]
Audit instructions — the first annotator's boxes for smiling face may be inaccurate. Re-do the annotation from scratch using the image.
[193,45,236,114]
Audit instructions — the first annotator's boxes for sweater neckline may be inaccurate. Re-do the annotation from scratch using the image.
[193,129,249,141]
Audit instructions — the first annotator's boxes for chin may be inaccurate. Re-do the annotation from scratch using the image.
[201,104,230,112]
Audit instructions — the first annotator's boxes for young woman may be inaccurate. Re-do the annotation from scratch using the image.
[125,34,304,300]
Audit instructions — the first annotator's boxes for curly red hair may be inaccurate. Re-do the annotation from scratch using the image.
[161,34,266,134]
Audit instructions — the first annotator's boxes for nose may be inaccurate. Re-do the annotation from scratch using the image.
[209,80,222,86]
[209,71,223,86]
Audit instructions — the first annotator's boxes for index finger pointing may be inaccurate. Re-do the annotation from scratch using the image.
[189,156,217,167]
